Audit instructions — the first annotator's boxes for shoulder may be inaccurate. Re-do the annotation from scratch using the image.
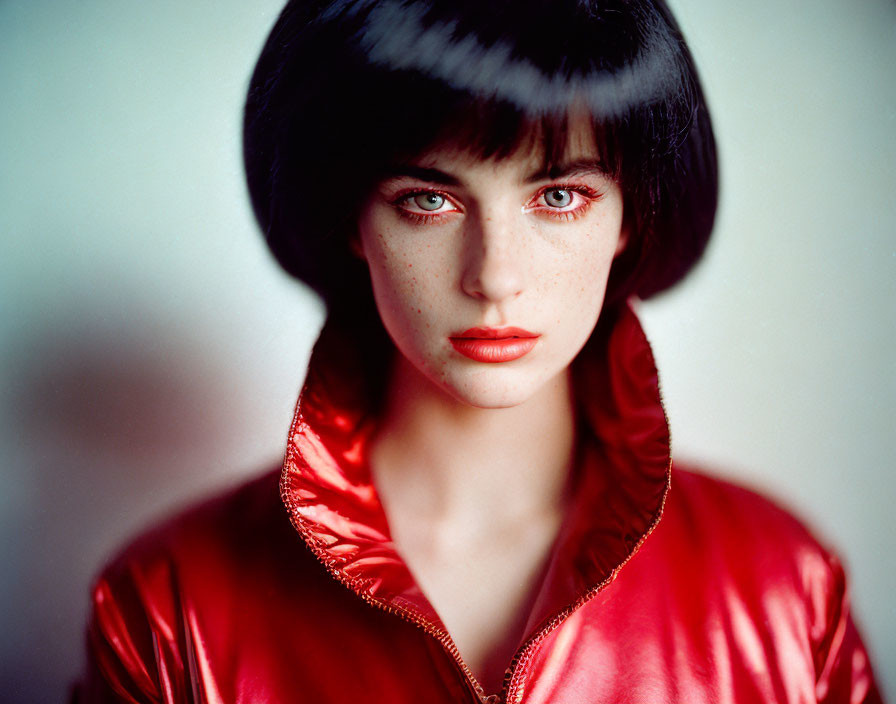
[88,468,327,630]
[97,469,287,580]
[654,464,848,625]
[644,466,883,702]
[80,469,346,701]
[666,464,837,560]
[646,467,846,635]
[79,470,296,701]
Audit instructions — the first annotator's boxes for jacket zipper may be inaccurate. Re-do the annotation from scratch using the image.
[302,545,495,701]
[498,457,673,704]
[285,460,669,704]
[284,384,672,704]
[495,307,676,702]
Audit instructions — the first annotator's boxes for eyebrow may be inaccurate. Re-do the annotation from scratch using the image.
[382,165,461,186]
[382,158,610,187]
[525,159,610,183]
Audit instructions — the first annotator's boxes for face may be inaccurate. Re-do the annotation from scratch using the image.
[357,120,626,408]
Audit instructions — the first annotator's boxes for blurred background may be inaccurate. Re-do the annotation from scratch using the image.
[1,0,893,700]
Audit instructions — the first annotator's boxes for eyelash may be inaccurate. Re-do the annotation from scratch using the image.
[389,184,603,225]
[531,183,604,222]
[390,190,458,225]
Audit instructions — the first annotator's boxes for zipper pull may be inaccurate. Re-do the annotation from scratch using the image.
[479,695,500,704]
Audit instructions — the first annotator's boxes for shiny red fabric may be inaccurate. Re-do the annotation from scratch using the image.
[75,305,884,703]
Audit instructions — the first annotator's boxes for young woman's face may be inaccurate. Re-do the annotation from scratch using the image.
[357,120,626,408]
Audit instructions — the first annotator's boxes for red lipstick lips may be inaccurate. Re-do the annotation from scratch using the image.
[449,327,540,363]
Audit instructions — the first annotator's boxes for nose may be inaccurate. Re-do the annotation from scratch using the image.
[460,212,525,304]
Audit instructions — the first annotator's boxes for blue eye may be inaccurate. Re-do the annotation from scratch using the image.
[414,193,445,211]
[544,189,573,208]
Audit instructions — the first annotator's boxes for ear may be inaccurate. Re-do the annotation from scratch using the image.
[349,231,367,261]
[614,211,632,258]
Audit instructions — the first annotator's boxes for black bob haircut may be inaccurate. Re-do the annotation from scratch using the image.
[244,0,718,321]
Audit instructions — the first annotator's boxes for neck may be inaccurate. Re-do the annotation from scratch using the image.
[369,353,577,536]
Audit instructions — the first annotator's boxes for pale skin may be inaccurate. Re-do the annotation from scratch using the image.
[356,118,626,692]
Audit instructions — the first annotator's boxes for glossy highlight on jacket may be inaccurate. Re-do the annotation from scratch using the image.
[72,306,884,703]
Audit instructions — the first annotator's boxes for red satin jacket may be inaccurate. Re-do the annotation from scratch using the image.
[75,306,883,703]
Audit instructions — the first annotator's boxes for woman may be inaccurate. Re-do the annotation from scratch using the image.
[76,0,883,701]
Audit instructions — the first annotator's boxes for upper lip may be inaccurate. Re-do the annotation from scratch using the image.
[450,327,539,339]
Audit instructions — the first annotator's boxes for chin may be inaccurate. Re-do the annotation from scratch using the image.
[438,369,547,410]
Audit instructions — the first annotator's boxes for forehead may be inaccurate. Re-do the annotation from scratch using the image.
[407,112,605,179]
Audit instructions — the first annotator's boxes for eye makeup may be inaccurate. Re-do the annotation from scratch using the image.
[525,183,605,222]
[387,188,462,225]
[377,163,611,228]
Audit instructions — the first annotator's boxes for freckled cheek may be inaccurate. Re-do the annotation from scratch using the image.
[372,249,448,332]
[538,247,613,313]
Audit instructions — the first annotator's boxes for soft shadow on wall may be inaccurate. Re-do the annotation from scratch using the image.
[0,292,289,704]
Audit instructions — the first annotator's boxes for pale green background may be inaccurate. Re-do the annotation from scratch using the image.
[1,1,893,700]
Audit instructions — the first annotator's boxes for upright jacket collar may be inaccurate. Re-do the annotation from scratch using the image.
[280,303,670,643]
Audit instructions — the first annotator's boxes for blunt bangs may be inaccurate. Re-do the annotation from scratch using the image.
[244,0,718,312]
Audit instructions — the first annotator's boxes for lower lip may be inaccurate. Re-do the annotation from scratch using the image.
[449,337,539,363]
